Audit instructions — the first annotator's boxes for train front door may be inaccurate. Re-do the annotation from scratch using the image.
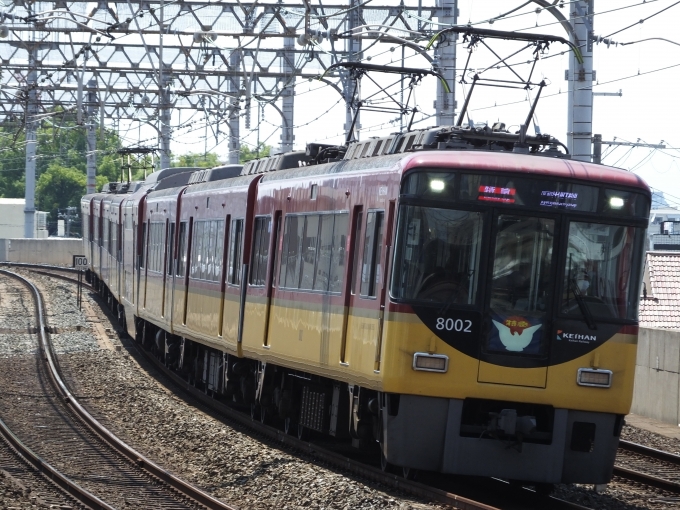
[477,213,558,388]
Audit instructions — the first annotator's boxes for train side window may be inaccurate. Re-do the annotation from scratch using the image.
[350,211,363,294]
[360,211,384,298]
[228,219,244,285]
[280,215,304,288]
[103,219,109,253]
[329,213,349,293]
[299,215,320,290]
[140,222,147,269]
[190,221,204,279]
[313,214,335,291]
[167,222,175,275]
[214,220,225,283]
[111,220,117,259]
[176,222,188,277]
[250,216,271,286]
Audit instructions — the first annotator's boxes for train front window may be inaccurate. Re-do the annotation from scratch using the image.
[561,222,644,321]
[486,215,555,356]
[391,205,483,304]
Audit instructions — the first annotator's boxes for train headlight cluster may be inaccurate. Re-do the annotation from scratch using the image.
[413,352,449,373]
[577,368,612,388]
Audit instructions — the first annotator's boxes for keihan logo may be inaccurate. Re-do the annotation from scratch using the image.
[558,331,597,342]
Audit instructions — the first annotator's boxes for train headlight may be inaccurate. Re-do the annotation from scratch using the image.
[577,368,612,388]
[609,197,624,209]
[429,179,445,192]
[413,352,448,373]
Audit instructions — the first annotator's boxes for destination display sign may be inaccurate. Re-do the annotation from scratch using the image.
[460,174,599,212]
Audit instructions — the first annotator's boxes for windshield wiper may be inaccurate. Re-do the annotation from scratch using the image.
[570,278,597,330]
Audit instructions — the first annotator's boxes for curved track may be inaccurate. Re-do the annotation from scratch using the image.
[8,263,597,510]
[0,269,236,510]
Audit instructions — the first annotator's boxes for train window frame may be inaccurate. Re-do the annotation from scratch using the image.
[176,221,188,278]
[278,211,350,294]
[228,218,244,286]
[167,222,175,276]
[360,209,385,299]
[249,216,272,287]
[483,213,558,359]
[186,219,226,283]
[559,220,646,322]
[389,204,485,306]
[140,222,147,269]
[350,210,363,295]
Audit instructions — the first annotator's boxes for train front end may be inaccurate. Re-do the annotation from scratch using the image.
[379,152,650,484]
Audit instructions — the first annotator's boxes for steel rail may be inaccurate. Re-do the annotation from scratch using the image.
[0,271,114,510]
[614,440,680,493]
[7,262,602,509]
[0,269,237,510]
[128,337,499,510]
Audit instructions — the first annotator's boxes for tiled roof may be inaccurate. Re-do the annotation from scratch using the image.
[639,252,680,329]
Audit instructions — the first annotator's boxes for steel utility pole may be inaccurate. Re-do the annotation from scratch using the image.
[435,0,457,125]
[567,0,594,162]
[343,0,362,143]
[23,29,37,238]
[86,79,97,194]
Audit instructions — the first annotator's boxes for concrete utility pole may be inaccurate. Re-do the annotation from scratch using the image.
[280,27,295,153]
[227,50,241,164]
[159,88,171,170]
[343,0,362,143]
[86,79,97,194]
[23,35,37,238]
[158,0,171,171]
[567,0,594,162]
[435,0,457,126]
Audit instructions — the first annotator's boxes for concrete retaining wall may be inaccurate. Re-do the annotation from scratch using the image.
[631,327,680,424]
[0,238,84,266]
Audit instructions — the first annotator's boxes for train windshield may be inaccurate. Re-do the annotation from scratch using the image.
[390,205,483,304]
[486,215,555,356]
[561,222,644,321]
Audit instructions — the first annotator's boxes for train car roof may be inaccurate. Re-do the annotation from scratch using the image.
[147,186,188,200]
[258,150,649,195]
[144,166,201,184]
[399,151,651,194]
[183,174,259,195]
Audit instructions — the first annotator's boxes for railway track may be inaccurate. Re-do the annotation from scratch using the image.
[0,268,236,510]
[615,440,680,493]
[4,264,599,509]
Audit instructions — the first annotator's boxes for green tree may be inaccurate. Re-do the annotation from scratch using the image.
[36,163,86,216]
[173,152,221,168]
[240,144,271,163]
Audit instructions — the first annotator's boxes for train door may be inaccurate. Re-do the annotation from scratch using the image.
[217,216,231,337]
[343,207,390,373]
[163,220,175,319]
[477,212,559,388]
[172,218,192,325]
[262,212,281,347]
[340,206,363,364]
[374,202,395,371]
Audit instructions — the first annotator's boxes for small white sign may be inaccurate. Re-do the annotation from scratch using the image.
[73,255,88,268]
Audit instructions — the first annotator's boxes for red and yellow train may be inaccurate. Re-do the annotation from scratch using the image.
[82,125,650,486]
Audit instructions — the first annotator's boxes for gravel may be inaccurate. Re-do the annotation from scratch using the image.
[22,269,680,510]
[23,271,444,510]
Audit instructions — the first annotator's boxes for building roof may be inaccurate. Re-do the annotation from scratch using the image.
[639,252,680,329]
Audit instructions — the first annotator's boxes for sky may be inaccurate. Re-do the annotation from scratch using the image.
[128,0,680,209]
